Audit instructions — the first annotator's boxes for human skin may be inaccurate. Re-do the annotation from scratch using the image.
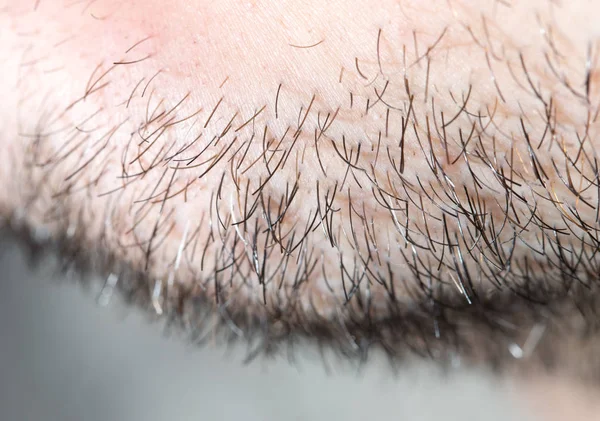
[2,0,600,416]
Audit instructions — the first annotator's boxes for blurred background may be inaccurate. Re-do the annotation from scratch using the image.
[0,231,533,421]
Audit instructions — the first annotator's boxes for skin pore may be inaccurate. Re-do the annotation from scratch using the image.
[2,0,600,394]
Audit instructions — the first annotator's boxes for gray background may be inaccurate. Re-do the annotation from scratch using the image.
[0,233,533,421]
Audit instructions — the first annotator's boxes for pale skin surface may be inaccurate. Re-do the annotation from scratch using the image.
[2,0,600,418]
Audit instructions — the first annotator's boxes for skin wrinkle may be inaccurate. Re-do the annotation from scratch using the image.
[2,0,600,377]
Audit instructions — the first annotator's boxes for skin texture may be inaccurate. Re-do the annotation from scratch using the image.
[518,375,600,421]
[2,0,600,404]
